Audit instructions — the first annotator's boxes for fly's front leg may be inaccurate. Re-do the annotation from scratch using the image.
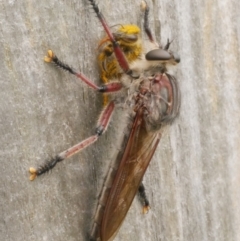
[29,101,115,181]
[44,50,123,93]
[88,0,139,78]
[138,182,150,213]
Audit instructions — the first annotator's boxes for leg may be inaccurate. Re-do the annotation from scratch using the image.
[88,0,137,77]
[44,50,123,93]
[29,101,115,180]
[138,182,150,213]
[141,1,154,43]
[97,25,142,106]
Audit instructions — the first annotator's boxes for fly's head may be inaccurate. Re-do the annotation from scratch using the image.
[129,41,180,77]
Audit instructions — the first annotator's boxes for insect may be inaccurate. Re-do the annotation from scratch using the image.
[29,1,180,241]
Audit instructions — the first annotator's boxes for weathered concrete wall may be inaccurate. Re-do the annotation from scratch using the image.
[0,0,239,241]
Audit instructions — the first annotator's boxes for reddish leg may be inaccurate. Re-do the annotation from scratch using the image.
[29,101,115,180]
[45,50,122,93]
[88,0,134,77]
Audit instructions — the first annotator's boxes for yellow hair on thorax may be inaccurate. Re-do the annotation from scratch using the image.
[117,25,140,34]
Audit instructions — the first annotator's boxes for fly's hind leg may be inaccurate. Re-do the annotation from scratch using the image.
[138,182,150,213]
[29,101,115,180]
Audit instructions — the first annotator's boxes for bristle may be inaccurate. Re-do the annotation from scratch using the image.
[52,56,76,75]
[88,0,100,14]
[32,156,63,180]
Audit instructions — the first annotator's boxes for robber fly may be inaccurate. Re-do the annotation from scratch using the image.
[29,1,180,241]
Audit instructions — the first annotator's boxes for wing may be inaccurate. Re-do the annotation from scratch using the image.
[101,112,162,241]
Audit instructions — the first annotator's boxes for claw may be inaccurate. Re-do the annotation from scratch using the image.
[142,205,150,214]
[140,0,147,11]
[29,167,37,181]
[44,50,54,63]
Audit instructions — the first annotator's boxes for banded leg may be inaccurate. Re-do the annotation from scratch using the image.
[44,50,123,93]
[138,182,150,213]
[29,101,115,181]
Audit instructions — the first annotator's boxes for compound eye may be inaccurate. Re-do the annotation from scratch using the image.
[145,49,171,61]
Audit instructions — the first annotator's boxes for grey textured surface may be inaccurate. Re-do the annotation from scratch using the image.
[1,0,240,241]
